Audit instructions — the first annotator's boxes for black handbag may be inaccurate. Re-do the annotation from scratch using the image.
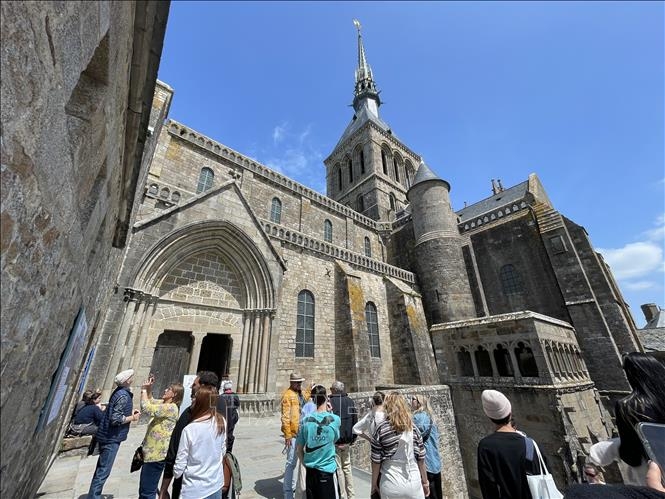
[130,446,144,473]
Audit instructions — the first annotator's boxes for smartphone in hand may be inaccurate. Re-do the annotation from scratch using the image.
[637,422,665,486]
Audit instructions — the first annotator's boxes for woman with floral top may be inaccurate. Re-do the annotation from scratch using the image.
[138,374,184,499]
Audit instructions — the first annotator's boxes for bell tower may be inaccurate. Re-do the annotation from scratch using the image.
[324,20,420,222]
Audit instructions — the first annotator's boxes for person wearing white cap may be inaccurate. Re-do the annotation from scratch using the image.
[87,369,140,499]
[476,390,540,499]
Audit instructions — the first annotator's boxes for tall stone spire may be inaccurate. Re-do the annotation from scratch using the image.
[352,19,381,114]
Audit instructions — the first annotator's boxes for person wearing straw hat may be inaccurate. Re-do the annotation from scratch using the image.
[281,373,306,499]
[87,368,140,499]
[476,389,540,499]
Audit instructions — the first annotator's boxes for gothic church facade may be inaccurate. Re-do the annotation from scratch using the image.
[88,25,641,496]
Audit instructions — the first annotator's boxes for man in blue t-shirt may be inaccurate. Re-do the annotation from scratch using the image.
[296,385,341,499]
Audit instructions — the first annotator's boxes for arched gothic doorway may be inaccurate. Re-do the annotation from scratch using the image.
[115,221,279,394]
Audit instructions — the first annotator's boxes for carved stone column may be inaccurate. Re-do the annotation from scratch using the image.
[237,311,251,393]
[470,350,479,378]
[129,296,159,369]
[247,312,262,393]
[488,344,499,379]
[188,332,207,374]
[258,311,272,393]
[104,289,141,391]
[508,345,523,382]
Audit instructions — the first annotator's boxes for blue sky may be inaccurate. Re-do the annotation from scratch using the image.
[158,1,664,326]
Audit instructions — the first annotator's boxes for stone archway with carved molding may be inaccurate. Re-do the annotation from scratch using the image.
[121,220,278,394]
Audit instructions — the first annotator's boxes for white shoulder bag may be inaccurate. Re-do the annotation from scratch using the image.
[527,439,563,499]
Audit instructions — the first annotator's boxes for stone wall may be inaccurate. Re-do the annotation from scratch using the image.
[0,2,168,497]
[451,384,612,499]
[349,386,469,499]
[470,214,570,321]
[142,125,386,258]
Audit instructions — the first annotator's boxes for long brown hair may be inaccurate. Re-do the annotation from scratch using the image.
[190,385,225,435]
[384,391,413,433]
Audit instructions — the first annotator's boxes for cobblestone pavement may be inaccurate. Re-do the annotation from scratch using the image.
[36,414,370,498]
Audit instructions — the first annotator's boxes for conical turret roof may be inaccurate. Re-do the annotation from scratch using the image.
[411,160,442,186]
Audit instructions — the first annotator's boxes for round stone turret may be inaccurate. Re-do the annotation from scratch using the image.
[407,161,477,324]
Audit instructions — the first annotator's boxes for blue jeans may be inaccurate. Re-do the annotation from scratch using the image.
[139,460,165,499]
[283,437,298,499]
[87,441,121,499]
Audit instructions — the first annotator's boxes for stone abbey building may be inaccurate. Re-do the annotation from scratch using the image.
[1,6,643,498]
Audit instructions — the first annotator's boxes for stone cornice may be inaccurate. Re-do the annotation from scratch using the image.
[431,310,574,331]
[260,219,415,284]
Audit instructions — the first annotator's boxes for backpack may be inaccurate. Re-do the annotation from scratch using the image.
[225,452,242,494]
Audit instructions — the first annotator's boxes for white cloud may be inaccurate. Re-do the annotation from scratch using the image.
[598,241,663,280]
[298,124,312,144]
[623,281,657,291]
[261,123,326,193]
[643,214,665,241]
[272,122,288,144]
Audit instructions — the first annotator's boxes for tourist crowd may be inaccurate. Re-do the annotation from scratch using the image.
[73,351,664,499]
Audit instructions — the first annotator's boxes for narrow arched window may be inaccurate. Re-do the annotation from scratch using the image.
[348,158,353,183]
[360,150,365,175]
[323,219,333,242]
[514,342,539,377]
[457,348,474,376]
[270,197,282,223]
[381,150,388,174]
[337,167,343,192]
[393,157,400,182]
[475,346,493,377]
[389,193,396,211]
[500,264,523,295]
[493,344,514,377]
[197,167,214,193]
[357,194,364,213]
[148,183,158,195]
[296,290,315,357]
[365,302,380,357]
[364,237,372,257]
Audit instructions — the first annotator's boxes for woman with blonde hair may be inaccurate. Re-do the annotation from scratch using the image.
[174,385,227,499]
[138,374,184,499]
[371,391,429,498]
[412,394,443,499]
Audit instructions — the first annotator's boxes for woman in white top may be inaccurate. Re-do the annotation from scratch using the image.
[370,392,429,499]
[353,391,386,442]
[174,385,227,499]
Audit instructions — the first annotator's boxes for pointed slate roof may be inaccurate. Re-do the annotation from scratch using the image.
[334,20,396,149]
[411,160,441,186]
[456,180,529,222]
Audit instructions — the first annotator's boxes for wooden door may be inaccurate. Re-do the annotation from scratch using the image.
[150,331,192,395]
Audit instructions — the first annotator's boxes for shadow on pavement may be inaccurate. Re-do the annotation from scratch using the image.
[254,473,285,499]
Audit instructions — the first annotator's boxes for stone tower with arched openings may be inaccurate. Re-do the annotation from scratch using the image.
[324,20,418,222]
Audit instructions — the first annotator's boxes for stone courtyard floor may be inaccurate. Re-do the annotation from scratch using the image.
[36,413,371,498]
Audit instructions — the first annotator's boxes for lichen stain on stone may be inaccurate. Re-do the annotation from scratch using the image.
[166,140,182,161]
[406,303,423,330]
[347,280,365,321]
